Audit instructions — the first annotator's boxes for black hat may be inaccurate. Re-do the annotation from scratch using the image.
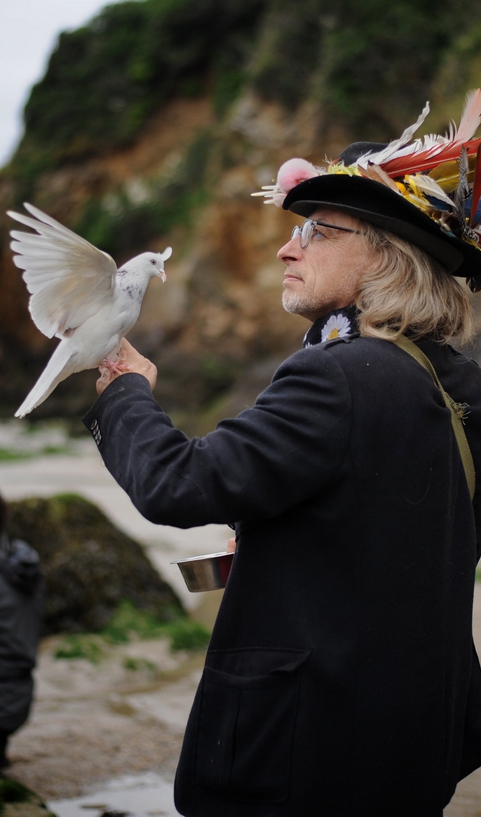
[252,92,481,287]
[283,173,478,277]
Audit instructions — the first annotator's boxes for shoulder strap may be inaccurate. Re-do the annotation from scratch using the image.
[394,335,476,501]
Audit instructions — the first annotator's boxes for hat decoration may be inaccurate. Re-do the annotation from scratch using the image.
[252,90,481,291]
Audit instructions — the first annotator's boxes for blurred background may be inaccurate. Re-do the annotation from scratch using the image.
[2,0,481,434]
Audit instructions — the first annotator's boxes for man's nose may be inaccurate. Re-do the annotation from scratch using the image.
[277,235,302,263]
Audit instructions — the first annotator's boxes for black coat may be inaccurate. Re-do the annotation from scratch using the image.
[84,313,481,817]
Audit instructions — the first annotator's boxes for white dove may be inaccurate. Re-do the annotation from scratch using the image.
[8,202,172,418]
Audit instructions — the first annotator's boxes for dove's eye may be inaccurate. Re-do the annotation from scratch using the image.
[150,259,156,265]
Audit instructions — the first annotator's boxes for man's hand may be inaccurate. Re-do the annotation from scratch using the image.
[96,339,157,395]
[227,537,237,553]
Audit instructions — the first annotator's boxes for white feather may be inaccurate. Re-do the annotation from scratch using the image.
[357,102,431,167]
[8,204,117,338]
[358,90,481,170]
[14,343,75,418]
[403,174,454,207]
[452,88,481,143]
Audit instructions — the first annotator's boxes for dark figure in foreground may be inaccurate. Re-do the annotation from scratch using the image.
[0,495,43,769]
[84,97,481,815]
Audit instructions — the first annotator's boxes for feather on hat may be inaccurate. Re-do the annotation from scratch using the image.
[252,90,481,290]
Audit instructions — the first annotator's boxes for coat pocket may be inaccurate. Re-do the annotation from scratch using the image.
[194,648,310,803]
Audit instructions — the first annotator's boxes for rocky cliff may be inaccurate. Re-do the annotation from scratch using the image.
[1,0,481,428]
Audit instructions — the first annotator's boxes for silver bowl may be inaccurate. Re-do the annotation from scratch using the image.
[172,551,234,592]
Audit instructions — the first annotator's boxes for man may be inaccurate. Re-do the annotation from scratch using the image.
[84,102,481,815]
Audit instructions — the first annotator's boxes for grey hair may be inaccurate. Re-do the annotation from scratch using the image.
[355,222,475,345]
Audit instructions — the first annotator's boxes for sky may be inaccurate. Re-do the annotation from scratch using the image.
[0,0,119,167]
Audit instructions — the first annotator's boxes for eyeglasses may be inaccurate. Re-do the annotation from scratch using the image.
[291,219,362,249]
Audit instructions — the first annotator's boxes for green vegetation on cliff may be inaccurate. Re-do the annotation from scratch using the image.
[12,0,481,178]
[11,0,481,242]
[14,0,265,173]
[74,128,216,255]
[250,0,481,136]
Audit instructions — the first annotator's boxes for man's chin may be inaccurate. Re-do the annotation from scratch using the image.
[282,292,306,315]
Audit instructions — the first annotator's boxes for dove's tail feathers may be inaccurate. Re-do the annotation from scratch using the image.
[15,342,74,418]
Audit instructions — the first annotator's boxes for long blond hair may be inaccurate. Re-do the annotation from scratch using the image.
[355,223,475,345]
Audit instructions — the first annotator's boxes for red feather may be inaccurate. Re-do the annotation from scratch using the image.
[470,142,481,225]
[382,138,481,178]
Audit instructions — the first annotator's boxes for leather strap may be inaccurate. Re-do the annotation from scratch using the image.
[394,335,476,501]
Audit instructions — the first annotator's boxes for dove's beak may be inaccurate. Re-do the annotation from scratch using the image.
[155,269,167,282]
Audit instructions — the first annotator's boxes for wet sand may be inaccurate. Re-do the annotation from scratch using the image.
[7,635,205,801]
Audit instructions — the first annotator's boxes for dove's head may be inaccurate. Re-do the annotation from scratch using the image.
[127,249,172,283]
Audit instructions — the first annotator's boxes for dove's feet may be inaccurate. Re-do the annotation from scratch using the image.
[97,356,133,390]
[102,357,133,375]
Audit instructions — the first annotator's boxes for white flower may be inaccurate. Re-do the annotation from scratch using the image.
[321,314,352,342]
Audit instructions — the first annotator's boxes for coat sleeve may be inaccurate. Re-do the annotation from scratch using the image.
[83,347,352,528]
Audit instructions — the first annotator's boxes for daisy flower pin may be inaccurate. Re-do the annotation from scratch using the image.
[321,314,352,343]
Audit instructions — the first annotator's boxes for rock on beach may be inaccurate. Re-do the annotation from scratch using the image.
[7,494,184,634]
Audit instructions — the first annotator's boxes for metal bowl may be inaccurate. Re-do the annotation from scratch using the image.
[172,550,234,592]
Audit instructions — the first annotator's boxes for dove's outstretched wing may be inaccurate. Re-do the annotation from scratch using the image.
[8,203,118,339]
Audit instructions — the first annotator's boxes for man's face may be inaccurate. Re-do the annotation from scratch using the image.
[277,207,374,322]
